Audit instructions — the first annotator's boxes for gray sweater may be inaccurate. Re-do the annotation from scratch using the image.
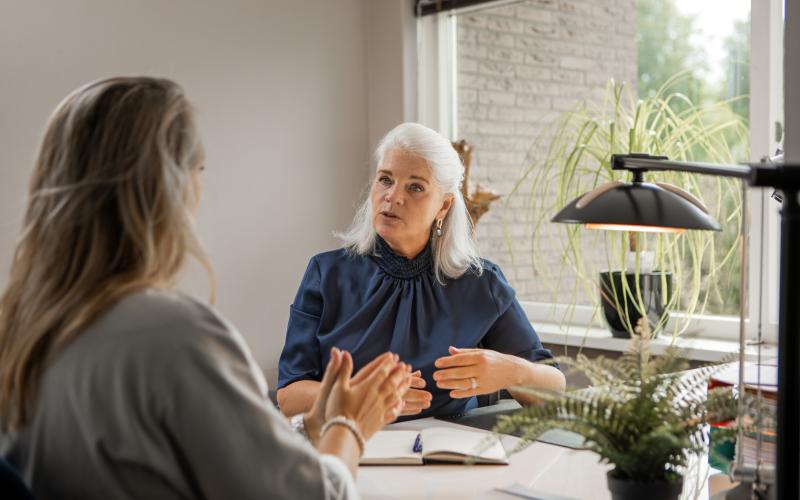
[1,290,357,500]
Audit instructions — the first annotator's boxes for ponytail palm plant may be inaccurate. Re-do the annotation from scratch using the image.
[505,74,748,336]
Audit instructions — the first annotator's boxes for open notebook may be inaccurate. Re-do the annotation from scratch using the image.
[359,427,509,465]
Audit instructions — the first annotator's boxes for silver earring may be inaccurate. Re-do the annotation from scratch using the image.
[435,218,443,236]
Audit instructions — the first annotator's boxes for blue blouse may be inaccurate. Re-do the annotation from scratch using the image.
[277,237,554,419]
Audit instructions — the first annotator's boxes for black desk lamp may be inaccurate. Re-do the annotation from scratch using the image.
[552,154,723,232]
[552,153,800,500]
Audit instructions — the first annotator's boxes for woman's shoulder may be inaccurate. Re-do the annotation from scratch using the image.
[307,247,373,274]
[478,258,507,278]
[444,259,516,313]
[46,289,252,400]
[452,258,509,284]
[83,289,237,353]
[308,247,348,264]
[119,289,223,325]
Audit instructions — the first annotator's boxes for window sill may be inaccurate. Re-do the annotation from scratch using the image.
[536,322,778,363]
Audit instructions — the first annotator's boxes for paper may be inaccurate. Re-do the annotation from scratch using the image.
[360,427,508,465]
[361,430,422,465]
[496,483,580,500]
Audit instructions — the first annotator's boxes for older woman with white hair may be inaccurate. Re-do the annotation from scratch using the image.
[277,123,565,420]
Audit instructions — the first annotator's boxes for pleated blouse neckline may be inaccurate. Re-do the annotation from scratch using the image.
[372,236,433,280]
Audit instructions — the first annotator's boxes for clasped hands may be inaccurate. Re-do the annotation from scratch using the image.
[401,346,525,417]
[303,348,412,444]
[303,345,525,432]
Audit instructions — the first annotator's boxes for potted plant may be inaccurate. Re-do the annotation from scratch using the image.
[505,74,747,337]
[493,328,770,500]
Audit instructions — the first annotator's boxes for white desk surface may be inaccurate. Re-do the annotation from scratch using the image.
[357,417,711,500]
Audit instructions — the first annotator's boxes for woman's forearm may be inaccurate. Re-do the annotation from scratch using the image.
[505,358,566,406]
[277,380,320,417]
[317,426,361,478]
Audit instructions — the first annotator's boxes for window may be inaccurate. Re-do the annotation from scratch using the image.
[418,0,783,341]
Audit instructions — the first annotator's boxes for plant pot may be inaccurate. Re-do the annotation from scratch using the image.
[599,271,672,338]
[606,471,683,500]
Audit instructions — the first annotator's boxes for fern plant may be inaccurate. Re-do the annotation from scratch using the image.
[494,332,771,484]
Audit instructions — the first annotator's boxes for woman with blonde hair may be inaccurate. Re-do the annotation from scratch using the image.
[0,76,410,499]
[277,122,565,420]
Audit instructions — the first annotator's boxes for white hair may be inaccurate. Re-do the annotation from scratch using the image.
[337,122,482,282]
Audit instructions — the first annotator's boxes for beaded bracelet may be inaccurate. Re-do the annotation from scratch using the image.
[320,416,366,456]
[289,413,309,441]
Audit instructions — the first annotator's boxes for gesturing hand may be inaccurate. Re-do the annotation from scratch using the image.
[326,350,412,440]
[433,346,525,399]
[304,347,345,443]
[399,370,432,416]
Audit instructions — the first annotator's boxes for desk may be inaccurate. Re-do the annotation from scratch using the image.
[357,416,712,500]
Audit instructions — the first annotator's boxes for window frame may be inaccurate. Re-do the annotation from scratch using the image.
[417,0,784,343]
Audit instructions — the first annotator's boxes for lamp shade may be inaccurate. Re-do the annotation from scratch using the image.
[552,181,721,231]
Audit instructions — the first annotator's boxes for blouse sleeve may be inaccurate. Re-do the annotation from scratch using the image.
[278,257,324,388]
[159,305,358,500]
[480,263,555,364]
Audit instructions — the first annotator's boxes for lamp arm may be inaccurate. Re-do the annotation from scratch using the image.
[612,153,800,191]
[611,154,752,179]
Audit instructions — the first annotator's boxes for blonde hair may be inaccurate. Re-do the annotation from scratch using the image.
[0,77,213,431]
[338,122,481,282]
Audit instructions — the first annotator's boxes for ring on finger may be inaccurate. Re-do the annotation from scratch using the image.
[469,377,478,390]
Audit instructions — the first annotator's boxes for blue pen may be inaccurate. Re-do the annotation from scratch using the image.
[413,433,423,453]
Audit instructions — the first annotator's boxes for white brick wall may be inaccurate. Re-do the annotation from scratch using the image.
[457,0,637,304]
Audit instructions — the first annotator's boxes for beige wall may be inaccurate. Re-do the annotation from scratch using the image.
[0,0,416,386]
[365,0,418,151]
